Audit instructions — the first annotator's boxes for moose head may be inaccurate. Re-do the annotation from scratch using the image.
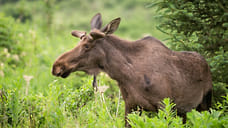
[52,13,121,78]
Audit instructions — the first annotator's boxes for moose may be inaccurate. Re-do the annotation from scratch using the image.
[52,13,212,127]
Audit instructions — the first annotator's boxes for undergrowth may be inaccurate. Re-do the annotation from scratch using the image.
[128,98,228,128]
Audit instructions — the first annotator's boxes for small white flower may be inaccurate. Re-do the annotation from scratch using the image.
[18,33,23,37]
[23,75,33,85]
[21,52,26,57]
[98,85,109,93]
[0,70,4,77]
[6,53,10,58]
[3,48,8,53]
[29,29,36,38]
[12,54,20,61]
[0,63,4,67]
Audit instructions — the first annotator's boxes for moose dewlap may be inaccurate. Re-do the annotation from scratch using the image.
[52,13,212,127]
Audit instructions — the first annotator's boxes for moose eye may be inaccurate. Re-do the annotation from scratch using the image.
[84,44,89,49]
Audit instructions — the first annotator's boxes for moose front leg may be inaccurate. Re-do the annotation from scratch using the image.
[125,105,131,128]
[124,105,144,128]
[92,75,98,91]
[125,104,136,128]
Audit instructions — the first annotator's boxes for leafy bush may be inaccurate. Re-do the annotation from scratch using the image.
[150,0,227,52]
[215,94,228,115]
[207,49,228,84]
[187,109,228,128]
[128,98,183,128]
[63,81,94,116]
[2,0,32,23]
[0,0,19,4]
[0,14,19,52]
[0,79,94,127]
[0,13,24,67]
[128,98,228,128]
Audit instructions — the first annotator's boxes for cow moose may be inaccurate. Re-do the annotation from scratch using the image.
[52,13,212,127]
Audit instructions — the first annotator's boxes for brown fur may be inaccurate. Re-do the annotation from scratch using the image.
[52,13,212,127]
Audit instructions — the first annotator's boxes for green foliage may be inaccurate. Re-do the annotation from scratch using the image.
[213,82,228,105]
[2,0,32,22]
[151,0,227,52]
[207,49,228,84]
[128,98,228,128]
[215,94,228,115]
[187,109,228,128]
[0,79,95,127]
[63,80,94,116]
[128,98,183,128]
[0,0,20,4]
[0,14,19,53]
[0,13,25,67]
[42,0,56,35]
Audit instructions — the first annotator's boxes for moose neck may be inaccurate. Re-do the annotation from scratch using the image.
[100,35,140,84]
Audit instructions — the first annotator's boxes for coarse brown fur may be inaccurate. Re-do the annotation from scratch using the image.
[52,13,212,127]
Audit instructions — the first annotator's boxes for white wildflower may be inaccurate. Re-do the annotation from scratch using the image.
[0,63,4,67]
[3,48,8,53]
[12,54,20,61]
[23,75,33,95]
[29,29,36,39]
[21,52,26,57]
[98,85,109,93]
[6,53,10,58]
[0,70,4,77]
[23,75,33,85]
[18,33,23,37]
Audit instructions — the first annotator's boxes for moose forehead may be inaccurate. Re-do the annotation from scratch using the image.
[71,30,99,47]
[54,35,96,63]
[78,35,93,44]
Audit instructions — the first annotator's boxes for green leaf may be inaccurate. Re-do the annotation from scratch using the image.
[222,23,228,28]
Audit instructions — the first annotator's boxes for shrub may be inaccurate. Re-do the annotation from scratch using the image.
[187,109,228,128]
[2,0,32,23]
[0,14,19,53]
[128,98,183,128]
[128,98,228,128]
[0,13,24,67]
[0,79,95,127]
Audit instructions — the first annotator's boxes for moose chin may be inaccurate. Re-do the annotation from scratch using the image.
[52,13,212,127]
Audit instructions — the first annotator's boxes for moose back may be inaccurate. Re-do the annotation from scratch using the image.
[52,13,212,127]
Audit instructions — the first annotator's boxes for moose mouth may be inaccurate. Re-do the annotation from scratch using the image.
[60,64,83,78]
[60,70,71,78]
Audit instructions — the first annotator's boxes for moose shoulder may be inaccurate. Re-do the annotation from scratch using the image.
[52,13,212,127]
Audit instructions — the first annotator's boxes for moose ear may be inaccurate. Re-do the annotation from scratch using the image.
[91,13,102,30]
[101,17,121,34]
[71,30,86,39]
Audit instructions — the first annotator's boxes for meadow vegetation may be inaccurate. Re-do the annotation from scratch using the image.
[0,0,227,127]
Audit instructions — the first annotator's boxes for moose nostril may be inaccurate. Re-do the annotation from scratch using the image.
[52,64,65,77]
[56,72,61,76]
